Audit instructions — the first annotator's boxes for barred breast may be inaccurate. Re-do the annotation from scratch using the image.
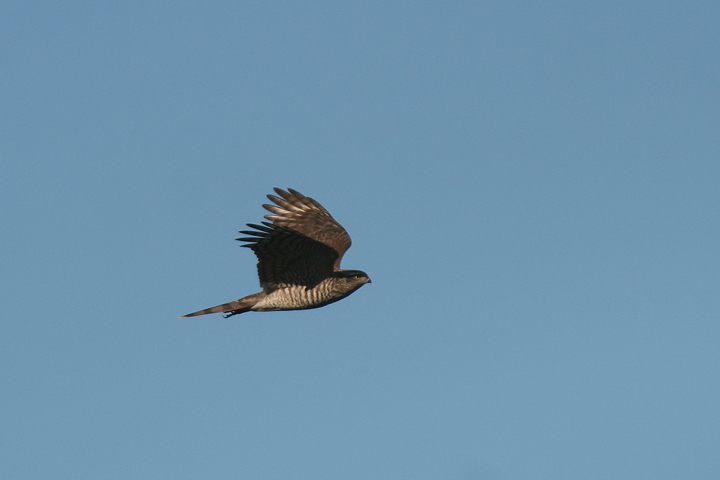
[253,279,346,311]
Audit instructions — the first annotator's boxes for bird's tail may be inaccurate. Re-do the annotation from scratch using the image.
[181,292,265,318]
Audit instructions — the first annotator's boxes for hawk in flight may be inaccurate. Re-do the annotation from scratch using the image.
[182,188,371,317]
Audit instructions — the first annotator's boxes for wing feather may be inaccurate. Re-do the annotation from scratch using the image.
[237,223,337,292]
[262,188,352,269]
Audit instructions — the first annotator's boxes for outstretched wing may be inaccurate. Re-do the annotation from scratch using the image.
[262,188,352,270]
[237,222,338,293]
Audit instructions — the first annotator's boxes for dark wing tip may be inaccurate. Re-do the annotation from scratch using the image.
[237,222,276,244]
[245,222,273,232]
[272,187,307,201]
[273,187,289,197]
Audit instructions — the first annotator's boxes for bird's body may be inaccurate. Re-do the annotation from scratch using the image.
[182,188,370,318]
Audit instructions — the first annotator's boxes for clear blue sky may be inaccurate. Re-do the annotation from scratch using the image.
[2,1,719,479]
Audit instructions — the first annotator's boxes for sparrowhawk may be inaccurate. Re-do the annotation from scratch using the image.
[182,188,371,317]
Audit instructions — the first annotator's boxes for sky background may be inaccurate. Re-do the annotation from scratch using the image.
[1,1,719,479]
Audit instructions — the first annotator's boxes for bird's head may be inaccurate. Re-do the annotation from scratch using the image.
[334,269,372,287]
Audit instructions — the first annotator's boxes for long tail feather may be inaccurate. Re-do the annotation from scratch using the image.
[181,293,264,318]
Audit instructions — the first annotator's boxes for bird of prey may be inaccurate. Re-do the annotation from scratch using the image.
[182,188,371,318]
